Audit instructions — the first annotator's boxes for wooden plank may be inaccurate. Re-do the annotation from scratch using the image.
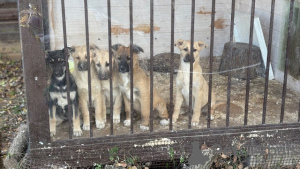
[48,0,232,57]
[0,31,19,41]
[0,20,19,32]
[18,0,50,148]
[25,123,300,167]
[0,8,18,21]
[0,2,17,8]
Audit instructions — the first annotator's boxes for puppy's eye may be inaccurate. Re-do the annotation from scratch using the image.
[118,57,121,60]
[96,63,100,67]
[193,49,197,52]
[127,56,130,60]
[105,62,109,67]
[183,48,188,51]
[76,57,80,60]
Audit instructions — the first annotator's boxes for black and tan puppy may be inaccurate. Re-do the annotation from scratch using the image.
[46,48,82,136]
[173,39,216,126]
[70,44,105,130]
[92,49,122,124]
[112,44,169,130]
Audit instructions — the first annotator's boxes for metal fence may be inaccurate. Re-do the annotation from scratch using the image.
[18,0,300,168]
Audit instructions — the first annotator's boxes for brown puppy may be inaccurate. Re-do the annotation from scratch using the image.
[173,39,216,126]
[112,44,169,130]
[92,49,123,124]
[70,44,105,130]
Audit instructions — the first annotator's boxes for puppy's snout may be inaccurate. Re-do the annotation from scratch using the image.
[183,55,195,63]
[98,71,111,80]
[77,61,88,71]
[118,61,129,73]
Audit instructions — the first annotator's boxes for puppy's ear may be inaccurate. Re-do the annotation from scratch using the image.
[69,46,76,53]
[132,44,144,54]
[197,41,208,50]
[111,44,123,51]
[175,39,184,47]
[90,44,100,51]
[45,50,50,59]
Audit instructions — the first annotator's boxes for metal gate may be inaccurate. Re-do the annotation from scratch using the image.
[18,0,300,168]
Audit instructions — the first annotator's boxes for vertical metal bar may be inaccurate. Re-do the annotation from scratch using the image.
[84,0,93,137]
[42,0,50,51]
[208,0,216,129]
[298,99,300,123]
[244,0,255,126]
[188,0,195,129]
[281,0,295,123]
[149,0,154,132]
[129,0,134,134]
[226,0,235,127]
[61,0,72,139]
[107,0,113,135]
[262,0,275,124]
[169,0,175,131]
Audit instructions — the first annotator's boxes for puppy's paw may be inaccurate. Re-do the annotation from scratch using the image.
[172,116,178,124]
[160,119,169,126]
[140,125,149,131]
[73,129,83,137]
[96,121,105,129]
[206,115,214,121]
[113,117,121,124]
[82,124,90,131]
[124,120,131,127]
[191,121,199,126]
[50,130,56,136]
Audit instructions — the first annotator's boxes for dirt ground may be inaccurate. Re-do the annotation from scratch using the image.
[0,40,26,166]
[52,57,300,140]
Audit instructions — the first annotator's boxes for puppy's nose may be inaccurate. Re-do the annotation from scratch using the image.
[119,65,126,72]
[184,55,195,63]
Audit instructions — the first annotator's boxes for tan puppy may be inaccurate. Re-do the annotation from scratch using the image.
[112,44,169,130]
[92,49,123,124]
[173,39,216,126]
[70,44,105,130]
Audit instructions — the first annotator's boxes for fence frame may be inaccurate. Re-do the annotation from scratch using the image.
[18,0,300,167]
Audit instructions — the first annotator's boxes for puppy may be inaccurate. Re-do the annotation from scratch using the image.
[173,39,216,126]
[46,48,82,136]
[92,49,123,124]
[112,44,169,130]
[70,44,105,130]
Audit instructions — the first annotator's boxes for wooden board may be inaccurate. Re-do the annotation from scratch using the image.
[47,0,233,57]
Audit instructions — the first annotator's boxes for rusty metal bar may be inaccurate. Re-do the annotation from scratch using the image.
[107,0,113,135]
[281,0,295,123]
[208,0,216,129]
[169,0,175,131]
[84,0,93,137]
[188,0,195,129]
[149,0,154,132]
[61,0,73,139]
[226,0,235,127]
[129,0,134,134]
[244,0,255,126]
[262,0,275,124]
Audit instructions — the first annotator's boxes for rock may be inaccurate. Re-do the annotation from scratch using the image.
[219,42,265,80]
[139,52,181,73]
[3,123,28,169]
